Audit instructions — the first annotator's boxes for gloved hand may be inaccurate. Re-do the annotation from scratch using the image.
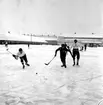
[12,54,17,59]
[12,54,16,57]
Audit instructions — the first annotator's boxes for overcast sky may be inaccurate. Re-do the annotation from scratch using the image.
[0,0,103,35]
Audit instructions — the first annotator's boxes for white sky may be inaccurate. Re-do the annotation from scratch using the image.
[0,0,103,35]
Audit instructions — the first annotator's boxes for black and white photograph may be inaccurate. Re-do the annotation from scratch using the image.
[0,0,103,105]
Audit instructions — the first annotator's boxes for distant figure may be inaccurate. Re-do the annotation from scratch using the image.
[71,39,81,66]
[84,44,87,51]
[5,42,8,48]
[12,48,30,69]
[28,44,30,49]
[55,44,72,68]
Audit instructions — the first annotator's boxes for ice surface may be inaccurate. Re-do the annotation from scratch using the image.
[0,45,103,105]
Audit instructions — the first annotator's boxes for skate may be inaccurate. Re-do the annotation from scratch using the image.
[73,64,75,66]
[26,63,30,66]
[61,65,66,68]
[61,65,64,67]
[76,62,79,66]
[73,61,75,66]
[64,65,67,68]
[76,63,79,66]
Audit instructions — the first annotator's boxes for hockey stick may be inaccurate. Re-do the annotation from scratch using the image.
[6,49,18,60]
[45,56,55,65]
[69,50,73,58]
[6,49,13,55]
[67,48,73,58]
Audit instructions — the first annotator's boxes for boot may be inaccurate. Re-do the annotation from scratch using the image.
[26,63,30,66]
[76,62,79,66]
[25,62,30,66]
[64,65,67,68]
[22,62,25,69]
[61,65,64,67]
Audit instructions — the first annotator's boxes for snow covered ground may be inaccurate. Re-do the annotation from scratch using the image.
[0,44,103,105]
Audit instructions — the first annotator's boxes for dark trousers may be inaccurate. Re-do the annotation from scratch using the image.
[72,49,80,64]
[20,54,28,65]
[60,54,66,66]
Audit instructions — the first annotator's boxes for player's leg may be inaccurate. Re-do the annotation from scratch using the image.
[72,50,76,66]
[23,54,30,66]
[77,51,80,65]
[20,57,25,69]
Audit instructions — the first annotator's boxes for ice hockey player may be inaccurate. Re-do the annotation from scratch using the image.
[84,43,87,51]
[71,39,81,66]
[55,43,72,68]
[12,48,30,69]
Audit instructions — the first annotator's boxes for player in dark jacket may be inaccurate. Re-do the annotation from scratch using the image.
[55,44,72,68]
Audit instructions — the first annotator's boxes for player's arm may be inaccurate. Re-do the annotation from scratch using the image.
[78,43,83,51]
[66,46,73,57]
[12,54,18,60]
[55,47,60,56]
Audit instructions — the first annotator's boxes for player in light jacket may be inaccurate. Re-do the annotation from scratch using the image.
[71,39,81,66]
[13,48,30,69]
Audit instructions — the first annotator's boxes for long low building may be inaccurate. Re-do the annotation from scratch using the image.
[0,34,57,45]
[0,33,103,46]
